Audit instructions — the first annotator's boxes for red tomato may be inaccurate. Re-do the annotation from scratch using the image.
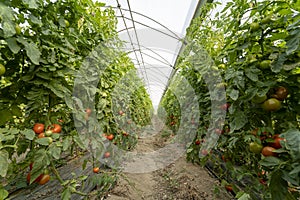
[195,140,201,145]
[215,128,224,135]
[220,103,230,111]
[39,174,50,185]
[29,162,33,170]
[26,173,31,184]
[106,134,114,141]
[104,152,110,158]
[48,124,61,133]
[85,108,92,116]
[33,123,45,134]
[262,146,277,157]
[270,137,284,149]
[38,132,45,138]
[225,185,233,192]
[27,173,44,184]
[93,167,100,173]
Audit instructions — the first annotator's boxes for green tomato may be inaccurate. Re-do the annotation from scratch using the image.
[261,16,272,24]
[15,24,21,35]
[0,64,6,76]
[262,98,281,111]
[45,130,53,137]
[43,168,50,175]
[250,22,260,31]
[48,137,53,144]
[249,142,263,154]
[218,64,226,69]
[252,94,267,104]
[65,20,70,27]
[259,60,271,69]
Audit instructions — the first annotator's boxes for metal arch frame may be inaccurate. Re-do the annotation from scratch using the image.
[104,0,207,102]
[116,0,153,96]
[130,59,171,87]
[124,43,176,68]
[104,6,182,40]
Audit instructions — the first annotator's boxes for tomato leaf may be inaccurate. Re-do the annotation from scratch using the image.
[0,188,9,200]
[48,144,61,160]
[6,38,21,54]
[245,68,259,82]
[269,170,288,200]
[22,129,35,140]
[35,138,50,146]
[228,88,239,101]
[0,150,9,177]
[0,3,15,38]
[22,0,39,9]
[271,53,286,73]
[0,110,13,126]
[31,149,50,184]
[259,156,282,167]
[229,110,248,131]
[61,187,72,200]
[25,42,41,65]
[281,129,300,161]
[73,135,86,150]
[62,136,72,151]
[282,170,299,186]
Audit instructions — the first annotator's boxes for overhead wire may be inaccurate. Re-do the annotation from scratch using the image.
[125,0,152,96]
[115,0,146,82]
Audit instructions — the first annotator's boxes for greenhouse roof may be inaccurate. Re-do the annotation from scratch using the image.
[100,0,202,108]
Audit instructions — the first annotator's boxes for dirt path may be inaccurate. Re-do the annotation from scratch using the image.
[105,118,233,200]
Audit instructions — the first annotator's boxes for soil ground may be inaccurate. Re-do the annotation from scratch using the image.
[104,118,234,200]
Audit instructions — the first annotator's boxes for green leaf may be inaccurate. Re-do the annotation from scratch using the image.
[229,110,248,131]
[22,0,39,9]
[259,156,282,167]
[29,14,42,26]
[31,149,49,184]
[35,138,51,146]
[22,129,35,140]
[0,3,15,38]
[0,150,9,177]
[82,159,88,170]
[289,165,300,175]
[282,170,299,186]
[271,53,286,73]
[73,135,86,150]
[286,33,300,55]
[269,170,288,200]
[10,104,22,117]
[62,136,72,151]
[236,192,251,200]
[48,144,61,159]
[245,68,259,82]
[0,188,9,200]
[6,38,21,54]
[228,88,239,100]
[281,129,300,161]
[25,42,41,65]
[0,110,13,126]
[61,187,72,200]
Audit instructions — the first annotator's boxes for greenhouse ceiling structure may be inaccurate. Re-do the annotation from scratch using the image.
[99,0,214,109]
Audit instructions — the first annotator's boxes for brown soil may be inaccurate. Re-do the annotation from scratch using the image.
[104,119,233,200]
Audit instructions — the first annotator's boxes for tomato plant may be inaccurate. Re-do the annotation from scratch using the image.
[159,0,300,199]
[0,0,153,199]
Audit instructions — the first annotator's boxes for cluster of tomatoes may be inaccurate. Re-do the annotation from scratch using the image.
[249,129,285,157]
[26,163,50,185]
[252,86,288,111]
[33,123,62,144]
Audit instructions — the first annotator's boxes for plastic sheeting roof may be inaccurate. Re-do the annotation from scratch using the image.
[100,0,200,108]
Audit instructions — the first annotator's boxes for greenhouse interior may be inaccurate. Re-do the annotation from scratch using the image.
[0,0,299,199]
